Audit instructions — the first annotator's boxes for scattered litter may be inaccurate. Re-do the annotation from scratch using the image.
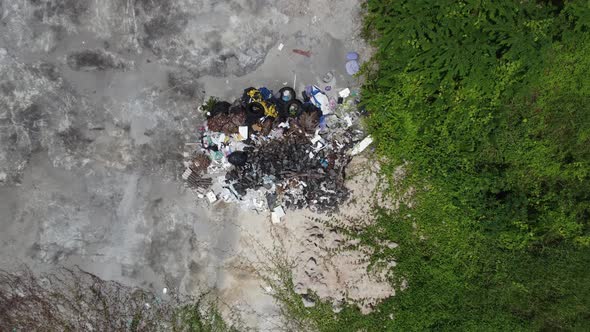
[339,88,351,98]
[228,151,248,166]
[292,49,312,57]
[271,206,286,224]
[344,115,353,128]
[346,52,359,61]
[162,288,168,294]
[325,86,332,91]
[322,72,334,83]
[346,60,360,75]
[238,126,248,140]
[310,85,331,114]
[278,43,284,51]
[182,80,369,213]
[206,192,217,203]
[350,136,373,156]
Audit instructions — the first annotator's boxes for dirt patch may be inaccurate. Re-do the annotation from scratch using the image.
[67,49,133,71]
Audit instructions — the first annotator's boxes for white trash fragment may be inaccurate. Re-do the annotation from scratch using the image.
[314,141,326,152]
[271,206,285,224]
[344,115,353,128]
[310,135,323,144]
[339,88,351,98]
[238,126,248,140]
[278,43,284,51]
[311,85,331,114]
[182,168,192,180]
[350,136,373,156]
[162,287,168,294]
[206,191,217,203]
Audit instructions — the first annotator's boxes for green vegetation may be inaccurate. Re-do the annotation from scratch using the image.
[279,0,590,330]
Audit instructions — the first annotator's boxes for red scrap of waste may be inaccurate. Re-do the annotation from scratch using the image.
[292,49,311,57]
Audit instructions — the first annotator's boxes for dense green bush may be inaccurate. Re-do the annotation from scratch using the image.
[358,0,590,330]
[286,1,590,331]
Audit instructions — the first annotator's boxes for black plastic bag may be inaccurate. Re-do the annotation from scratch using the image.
[228,151,248,166]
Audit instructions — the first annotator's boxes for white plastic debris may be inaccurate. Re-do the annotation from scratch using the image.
[344,115,353,128]
[162,287,168,294]
[271,206,285,224]
[350,136,373,156]
[238,126,248,140]
[339,88,351,98]
[278,43,284,51]
[182,168,192,180]
[206,191,217,203]
[310,135,323,144]
[314,141,326,152]
[311,85,331,113]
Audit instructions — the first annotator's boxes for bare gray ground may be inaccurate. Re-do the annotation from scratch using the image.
[0,0,386,330]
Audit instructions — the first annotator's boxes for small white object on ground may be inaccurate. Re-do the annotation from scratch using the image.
[310,135,322,144]
[344,115,353,128]
[339,88,351,98]
[278,43,284,51]
[311,85,331,113]
[271,206,285,224]
[238,126,248,140]
[350,136,373,156]
[162,287,168,294]
[206,191,217,203]
[182,168,192,180]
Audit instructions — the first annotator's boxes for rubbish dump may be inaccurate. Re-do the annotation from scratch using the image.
[182,80,371,215]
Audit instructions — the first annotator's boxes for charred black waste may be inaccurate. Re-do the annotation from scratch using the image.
[182,85,371,214]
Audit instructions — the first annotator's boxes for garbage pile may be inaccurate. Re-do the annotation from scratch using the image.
[225,132,352,212]
[182,82,372,218]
